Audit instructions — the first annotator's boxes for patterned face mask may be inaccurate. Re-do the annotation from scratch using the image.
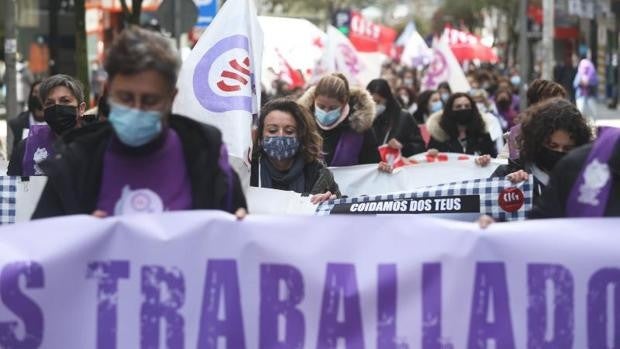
[261,136,300,161]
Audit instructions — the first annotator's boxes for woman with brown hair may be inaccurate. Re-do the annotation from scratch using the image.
[298,73,380,166]
[492,98,592,196]
[503,79,569,159]
[250,98,340,204]
[480,98,593,227]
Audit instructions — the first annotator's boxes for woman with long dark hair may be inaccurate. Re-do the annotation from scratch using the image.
[426,92,498,157]
[366,79,425,157]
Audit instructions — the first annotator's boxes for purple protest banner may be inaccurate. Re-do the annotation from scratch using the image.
[0,211,618,347]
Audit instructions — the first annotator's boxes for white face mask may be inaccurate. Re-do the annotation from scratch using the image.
[375,104,386,116]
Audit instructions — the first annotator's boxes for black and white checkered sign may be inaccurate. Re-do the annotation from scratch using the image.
[0,177,17,225]
[316,177,534,221]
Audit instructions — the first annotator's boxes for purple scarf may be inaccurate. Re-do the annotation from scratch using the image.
[330,129,364,167]
[508,124,521,160]
[566,127,620,217]
[22,125,55,176]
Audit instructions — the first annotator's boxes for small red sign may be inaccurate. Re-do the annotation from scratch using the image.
[498,187,525,213]
[378,145,406,170]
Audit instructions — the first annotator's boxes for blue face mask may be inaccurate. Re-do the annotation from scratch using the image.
[429,100,443,113]
[261,136,299,161]
[315,105,342,127]
[441,93,450,103]
[510,75,521,87]
[108,102,163,147]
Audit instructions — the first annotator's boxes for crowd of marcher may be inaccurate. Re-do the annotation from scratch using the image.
[5,26,619,222]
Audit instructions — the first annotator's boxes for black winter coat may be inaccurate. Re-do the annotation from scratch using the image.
[8,111,30,152]
[373,109,426,157]
[425,111,498,157]
[7,139,27,177]
[427,133,498,157]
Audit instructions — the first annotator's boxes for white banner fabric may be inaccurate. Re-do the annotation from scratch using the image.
[330,154,504,197]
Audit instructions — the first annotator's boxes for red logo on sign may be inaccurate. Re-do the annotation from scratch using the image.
[216,57,251,92]
[498,187,525,213]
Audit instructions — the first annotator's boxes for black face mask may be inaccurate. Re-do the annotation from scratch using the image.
[44,104,78,135]
[28,96,43,113]
[453,109,474,125]
[496,99,511,111]
[535,147,567,172]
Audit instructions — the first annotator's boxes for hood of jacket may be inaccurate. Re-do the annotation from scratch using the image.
[298,85,376,133]
[425,109,494,142]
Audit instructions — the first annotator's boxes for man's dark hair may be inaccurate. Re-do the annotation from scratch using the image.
[104,26,180,91]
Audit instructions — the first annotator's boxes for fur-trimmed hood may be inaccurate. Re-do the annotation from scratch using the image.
[425,109,495,142]
[298,86,376,133]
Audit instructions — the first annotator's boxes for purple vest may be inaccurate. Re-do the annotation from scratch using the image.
[330,129,364,167]
[566,127,620,217]
[96,129,192,216]
[22,125,55,176]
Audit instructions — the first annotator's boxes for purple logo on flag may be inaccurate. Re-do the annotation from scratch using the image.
[337,43,361,76]
[424,49,448,90]
[193,35,254,113]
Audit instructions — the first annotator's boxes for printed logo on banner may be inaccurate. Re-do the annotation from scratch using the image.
[317,177,534,221]
[193,35,255,113]
[498,187,525,213]
[330,195,480,215]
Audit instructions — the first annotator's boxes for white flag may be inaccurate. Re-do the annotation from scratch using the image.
[422,36,470,93]
[400,24,432,68]
[395,21,416,46]
[314,26,369,87]
[173,0,263,160]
